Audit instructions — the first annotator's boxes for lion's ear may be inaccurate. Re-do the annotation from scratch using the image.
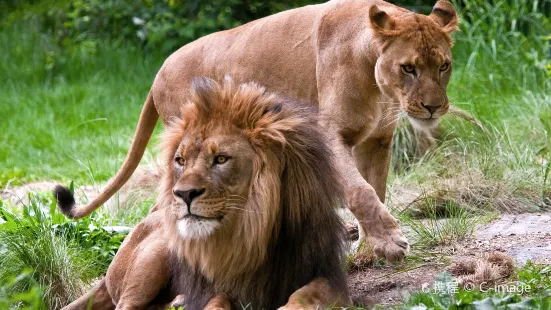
[369,5,395,32]
[190,77,218,112]
[262,103,282,116]
[429,0,459,33]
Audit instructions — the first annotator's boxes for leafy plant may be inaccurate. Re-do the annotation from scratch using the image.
[0,270,44,309]
[401,264,551,309]
[0,192,127,308]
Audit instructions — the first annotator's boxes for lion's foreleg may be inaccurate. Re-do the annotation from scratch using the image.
[278,278,351,310]
[112,241,170,310]
[352,134,393,240]
[204,294,232,310]
[62,278,115,310]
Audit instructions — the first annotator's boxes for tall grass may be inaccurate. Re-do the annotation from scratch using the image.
[0,192,127,308]
[401,200,477,247]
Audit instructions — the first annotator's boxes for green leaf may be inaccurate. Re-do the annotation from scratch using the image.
[473,297,496,310]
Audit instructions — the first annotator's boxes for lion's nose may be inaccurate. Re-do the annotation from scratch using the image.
[174,188,206,207]
[421,102,442,114]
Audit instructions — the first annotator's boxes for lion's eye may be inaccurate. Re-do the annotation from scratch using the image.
[402,64,415,75]
[440,63,450,72]
[175,157,186,166]
[214,155,229,165]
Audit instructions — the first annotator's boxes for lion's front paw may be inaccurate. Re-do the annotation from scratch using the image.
[278,304,318,310]
[357,208,409,262]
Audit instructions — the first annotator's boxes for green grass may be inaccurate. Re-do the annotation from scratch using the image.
[0,17,164,187]
[401,200,478,247]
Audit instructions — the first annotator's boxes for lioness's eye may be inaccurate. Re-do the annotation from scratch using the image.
[440,63,450,72]
[175,157,186,166]
[214,155,229,165]
[401,64,415,75]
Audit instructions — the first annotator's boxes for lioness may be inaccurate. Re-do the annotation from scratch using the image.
[60,78,351,310]
[55,0,458,261]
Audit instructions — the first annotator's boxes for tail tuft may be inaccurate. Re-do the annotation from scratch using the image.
[53,185,76,218]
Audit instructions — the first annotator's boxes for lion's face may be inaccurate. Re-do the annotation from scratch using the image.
[158,77,347,307]
[170,131,255,239]
[370,1,458,130]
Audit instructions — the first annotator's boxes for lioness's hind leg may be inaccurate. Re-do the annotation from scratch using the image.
[62,278,115,310]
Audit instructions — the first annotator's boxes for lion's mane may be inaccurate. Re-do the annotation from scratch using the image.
[156,77,348,309]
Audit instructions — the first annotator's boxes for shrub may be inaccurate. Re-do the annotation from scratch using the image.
[3,0,328,54]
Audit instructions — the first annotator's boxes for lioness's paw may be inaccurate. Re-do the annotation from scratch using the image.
[358,209,409,262]
[369,227,409,262]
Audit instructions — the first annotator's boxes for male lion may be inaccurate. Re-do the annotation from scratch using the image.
[55,0,459,262]
[60,78,351,310]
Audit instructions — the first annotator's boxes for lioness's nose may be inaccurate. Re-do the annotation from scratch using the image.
[421,102,442,114]
[174,188,206,206]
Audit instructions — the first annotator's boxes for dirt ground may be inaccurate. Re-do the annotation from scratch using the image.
[347,213,551,307]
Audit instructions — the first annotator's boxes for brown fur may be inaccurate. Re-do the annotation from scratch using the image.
[62,79,350,310]
[54,0,458,262]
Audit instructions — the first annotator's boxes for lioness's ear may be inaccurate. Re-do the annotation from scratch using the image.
[429,0,459,33]
[369,5,395,32]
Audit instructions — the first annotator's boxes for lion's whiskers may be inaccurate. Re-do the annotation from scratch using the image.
[225,205,264,214]
[226,195,248,202]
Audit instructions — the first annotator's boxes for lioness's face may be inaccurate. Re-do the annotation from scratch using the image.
[375,31,452,130]
[170,132,255,239]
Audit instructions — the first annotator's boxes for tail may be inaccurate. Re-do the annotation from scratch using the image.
[54,92,159,219]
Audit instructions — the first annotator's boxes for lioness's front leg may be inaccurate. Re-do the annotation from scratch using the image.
[326,129,408,261]
[353,135,393,202]
[352,135,409,260]
[278,278,351,310]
